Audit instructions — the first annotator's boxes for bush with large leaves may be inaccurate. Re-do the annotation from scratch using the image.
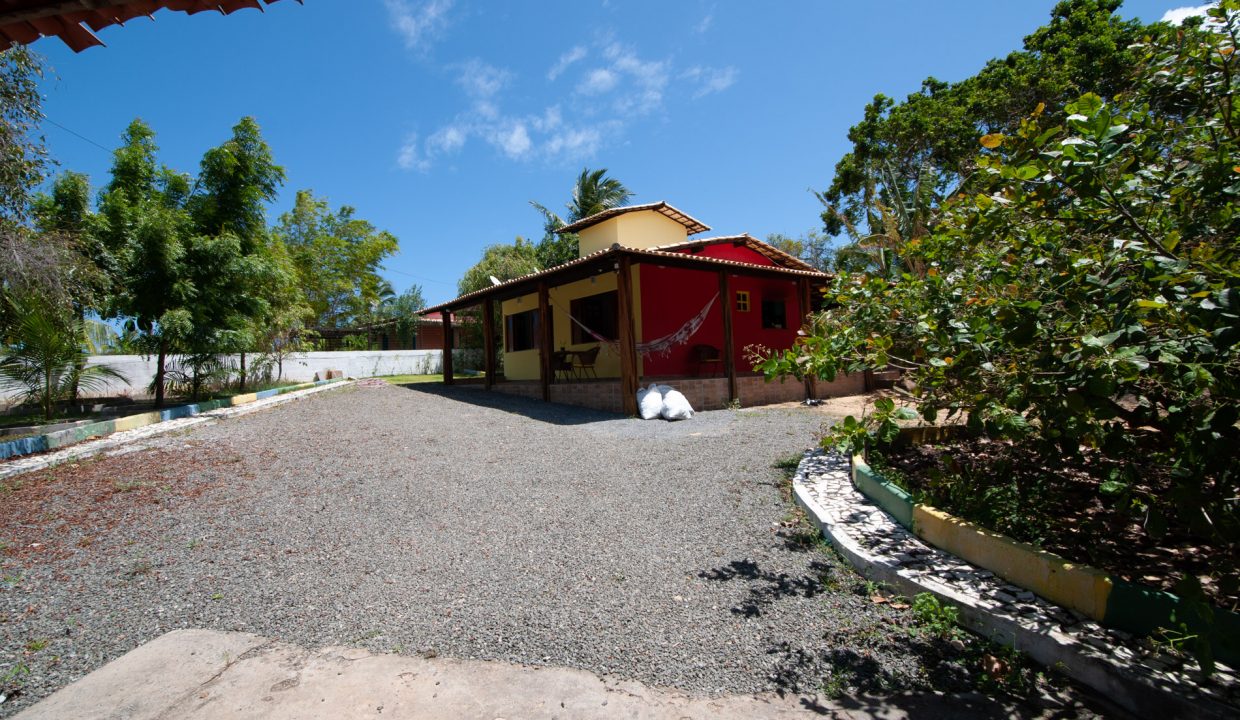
[759,1,1239,665]
[0,300,126,421]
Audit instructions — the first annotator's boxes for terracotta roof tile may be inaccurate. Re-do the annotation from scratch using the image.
[0,0,295,53]
[554,201,710,236]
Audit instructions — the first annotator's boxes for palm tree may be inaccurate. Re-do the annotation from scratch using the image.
[0,301,127,421]
[567,167,633,222]
[530,168,633,269]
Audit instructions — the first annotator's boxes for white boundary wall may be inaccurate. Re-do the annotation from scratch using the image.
[1,350,443,401]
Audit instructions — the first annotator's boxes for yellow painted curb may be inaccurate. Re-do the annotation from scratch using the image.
[229,393,258,406]
[912,505,1112,621]
[113,411,161,433]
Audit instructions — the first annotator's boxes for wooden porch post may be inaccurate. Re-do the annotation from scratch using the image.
[617,257,639,416]
[718,270,737,404]
[799,278,816,400]
[441,310,454,385]
[482,298,496,390]
[538,282,552,401]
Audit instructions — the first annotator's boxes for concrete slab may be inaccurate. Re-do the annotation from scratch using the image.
[13,630,1015,720]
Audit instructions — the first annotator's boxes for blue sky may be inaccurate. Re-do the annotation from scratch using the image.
[34,0,1202,306]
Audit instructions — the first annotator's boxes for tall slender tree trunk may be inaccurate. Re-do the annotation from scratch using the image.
[239,351,247,391]
[155,343,167,408]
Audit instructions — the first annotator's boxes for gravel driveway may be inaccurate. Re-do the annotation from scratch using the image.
[0,383,1100,716]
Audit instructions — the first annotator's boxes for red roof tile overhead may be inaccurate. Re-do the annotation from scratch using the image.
[554,201,711,236]
[0,0,296,53]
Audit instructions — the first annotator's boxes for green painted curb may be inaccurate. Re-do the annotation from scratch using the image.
[851,455,914,529]
[851,454,1240,666]
[1107,580,1239,666]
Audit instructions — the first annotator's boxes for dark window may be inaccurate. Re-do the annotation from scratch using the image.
[505,309,540,351]
[570,291,618,344]
[761,298,786,329]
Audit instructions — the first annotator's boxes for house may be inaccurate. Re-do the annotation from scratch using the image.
[420,202,863,414]
[309,314,460,351]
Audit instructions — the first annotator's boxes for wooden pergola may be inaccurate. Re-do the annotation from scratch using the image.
[0,0,296,52]
[422,244,828,416]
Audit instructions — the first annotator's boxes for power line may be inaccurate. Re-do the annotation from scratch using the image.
[43,116,112,154]
[381,265,456,286]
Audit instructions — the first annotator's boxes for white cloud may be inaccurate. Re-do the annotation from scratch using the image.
[1162,4,1214,24]
[548,46,587,80]
[384,0,453,52]
[682,65,737,98]
[456,59,512,99]
[602,42,670,115]
[428,124,467,154]
[397,132,430,172]
[544,126,605,158]
[695,7,715,34]
[399,33,739,168]
[490,122,532,159]
[531,105,563,132]
[578,67,619,95]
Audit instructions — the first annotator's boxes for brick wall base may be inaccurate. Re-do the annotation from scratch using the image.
[486,371,864,415]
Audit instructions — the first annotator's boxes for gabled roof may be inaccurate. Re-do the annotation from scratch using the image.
[554,201,710,236]
[649,234,820,273]
[421,243,828,315]
[0,0,296,53]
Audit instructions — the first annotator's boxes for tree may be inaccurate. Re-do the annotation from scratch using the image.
[187,117,287,390]
[376,284,426,348]
[0,47,48,224]
[97,119,195,408]
[275,189,400,328]
[766,230,834,271]
[759,4,1239,671]
[190,116,285,245]
[817,1,1148,269]
[0,49,99,333]
[531,167,633,269]
[457,237,540,296]
[0,297,125,421]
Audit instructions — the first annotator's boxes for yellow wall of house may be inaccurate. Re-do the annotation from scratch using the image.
[578,210,688,257]
[501,271,644,381]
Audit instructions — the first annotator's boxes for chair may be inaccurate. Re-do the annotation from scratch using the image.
[553,350,575,382]
[692,344,723,376]
[574,346,601,378]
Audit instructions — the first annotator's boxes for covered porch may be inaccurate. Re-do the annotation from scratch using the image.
[421,245,834,416]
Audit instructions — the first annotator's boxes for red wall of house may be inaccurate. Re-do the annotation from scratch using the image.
[689,242,777,266]
[638,261,803,377]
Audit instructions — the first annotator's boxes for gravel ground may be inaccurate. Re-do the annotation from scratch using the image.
[0,383,1107,716]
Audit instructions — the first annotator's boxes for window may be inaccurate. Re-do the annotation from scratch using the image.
[505,309,540,351]
[761,298,786,329]
[571,291,618,343]
[736,290,750,312]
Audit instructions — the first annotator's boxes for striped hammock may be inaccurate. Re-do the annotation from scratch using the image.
[565,293,719,359]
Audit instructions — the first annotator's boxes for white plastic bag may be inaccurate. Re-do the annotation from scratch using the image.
[637,383,664,420]
[660,388,695,421]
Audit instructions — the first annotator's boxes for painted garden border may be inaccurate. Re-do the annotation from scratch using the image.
[0,379,344,462]
[851,454,1239,666]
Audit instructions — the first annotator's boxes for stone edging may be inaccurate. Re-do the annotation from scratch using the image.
[793,450,1238,720]
[851,454,1239,666]
[0,380,353,481]
[0,380,345,461]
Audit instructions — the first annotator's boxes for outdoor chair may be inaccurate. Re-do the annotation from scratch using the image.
[574,346,600,378]
[553,350,575,382]
[692,344,723,376]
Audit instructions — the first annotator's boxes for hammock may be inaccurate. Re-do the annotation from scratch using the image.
[564,293,719,359]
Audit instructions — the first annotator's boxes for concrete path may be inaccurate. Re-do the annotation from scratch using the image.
[13,629,1021,719]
